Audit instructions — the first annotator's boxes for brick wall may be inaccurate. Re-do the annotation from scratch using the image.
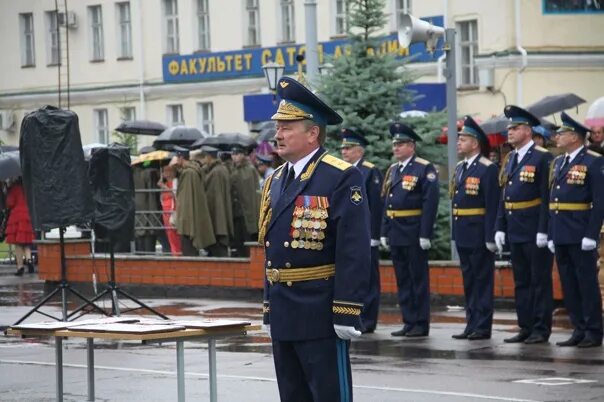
[36,240,563,300]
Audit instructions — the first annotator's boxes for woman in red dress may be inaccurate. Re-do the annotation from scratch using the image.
[5,178,35,276]
[158,165,182,255]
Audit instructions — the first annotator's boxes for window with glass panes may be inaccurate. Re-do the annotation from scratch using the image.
[164,0,180,53]
[198,102,214,136]
[89,5,104,61]
[94,109,109,143]
[246,0,260,46]
[167,104,184,126]
[117,2,132,58]
[280,0,295,42]
[395,0,412,27]
[120,107,136,122]
[46,11,60,65]
[335,0,350,35]
[457,20,478,86]
[197,0,210,50]
[20,13,35,66]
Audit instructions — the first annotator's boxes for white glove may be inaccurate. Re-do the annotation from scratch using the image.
[485,242,498,253]
[419,238,431,250]
[380,236,389,250]
[494,231,506,253]
[333,324,362,340]
[536,233,548,248]
[547,240,555,254]
[370,239,381,247]
[581,237,597,251]
[262,324,271,338]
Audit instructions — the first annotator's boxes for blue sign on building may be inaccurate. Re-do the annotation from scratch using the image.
[162,16,444,83]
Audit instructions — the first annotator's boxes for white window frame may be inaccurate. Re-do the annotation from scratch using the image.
[456,19,479,87]
[19,13,36,67]
[94,109,109,144]
[332,0,350,36]
[394,0,412,29]
[88,5,105,61]
[163,0,180,54]
[244,0,261,46]
[46,11,60,65]
[197,102,214,136]
[279,0,295,43]
[197,0,211,51]
[167,104,184,126]
[120,106,136,122]
[116,2,133,59]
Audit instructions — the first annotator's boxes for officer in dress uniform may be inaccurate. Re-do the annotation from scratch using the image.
[451,116,500,340]
[340,127,384,333]
[494,105,554,344]
[548,112,604,348]
[380,123,439,337]
[259,76,371,401]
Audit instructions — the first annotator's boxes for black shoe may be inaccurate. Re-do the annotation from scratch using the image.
[26,259,35,274]
[391,327,410,337]
[524,334,549,344]
[504,331,530,343]
[577,338,602,348]
[452,332,470,340]
[405,328,429,337]
[556,334,585,347]
[14,267,25,276]
[467,332,491,340]
[362,327,376,334]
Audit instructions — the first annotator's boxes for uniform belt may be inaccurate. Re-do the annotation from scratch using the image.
[548,202,592,211]
[504,198,541,210]
[386,209,422,218]
[266,264,336,284]
[452,208,486,216]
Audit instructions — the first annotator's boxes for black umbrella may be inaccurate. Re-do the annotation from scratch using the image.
[192,132,256,151]
[0,151,20,181]
[526,93,586,118]
[115,120,167,136]
[256,121,277,143]
[138,145,156,154]
[152,126,205,150]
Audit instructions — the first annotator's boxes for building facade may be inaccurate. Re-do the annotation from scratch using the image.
[0,0,602,147]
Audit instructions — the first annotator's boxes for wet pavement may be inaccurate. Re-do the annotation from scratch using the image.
[0,265,603,401]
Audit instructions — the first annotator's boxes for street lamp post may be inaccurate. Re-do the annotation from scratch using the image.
[262,61,285,103]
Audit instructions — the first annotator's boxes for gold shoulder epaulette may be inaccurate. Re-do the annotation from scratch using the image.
[587,149,602,157]
[534,145,549,153]
[414,157,430,166]
[321,154,352,171]
[479,156,493,166]
[362,160,375,168]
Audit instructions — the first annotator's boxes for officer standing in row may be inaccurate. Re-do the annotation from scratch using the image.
[494,105,554,344]
[548,112,604,348]
[381,123,439,337]
[340,127,384,333]
[451,116,500,340]
[259,76,371,401]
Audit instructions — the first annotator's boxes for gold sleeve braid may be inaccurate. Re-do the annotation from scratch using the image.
[257,173,274,244]
[381,164,395,198]
[498,152,511,187]
[549,155,562,189]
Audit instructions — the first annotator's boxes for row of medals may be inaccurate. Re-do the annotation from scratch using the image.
[519,171,535,183]
[567,169,586,185]
[290,206,328,250]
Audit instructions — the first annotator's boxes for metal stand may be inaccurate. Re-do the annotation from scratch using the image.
[12,227,108,325]
[69,239,168,319]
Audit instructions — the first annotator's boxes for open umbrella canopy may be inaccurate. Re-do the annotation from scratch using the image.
[153,126,205,150]
[115,120,167,136]
[256,124,277,143]
[138,145,156,154]
[131,150,172,165]
[192,132,256,151]
[585,96,604,127]
[0,151,21,181]
[526,93,585,118]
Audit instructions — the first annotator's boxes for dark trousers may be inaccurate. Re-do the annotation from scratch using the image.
[509,242,554,337]
[180,235,198,257]
[361,246,381,331]
[457,245,494,335]
[135,234,156,253]
[390,244,430,332]
[555,244,603,342]
[232,216,248,257]
[272,337,352,402]
[207,235,229,257]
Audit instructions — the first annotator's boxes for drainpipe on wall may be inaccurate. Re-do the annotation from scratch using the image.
[137,0,146,119]
[436,0,448,83]
[515,0,528,106]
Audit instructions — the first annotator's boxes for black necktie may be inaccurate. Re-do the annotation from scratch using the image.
[458,161,468,182]
[510,152,519,172]
[283,166,295,193]
[561,155,570,171]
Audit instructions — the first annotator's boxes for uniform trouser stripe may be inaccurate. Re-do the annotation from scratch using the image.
[336,339,350,402]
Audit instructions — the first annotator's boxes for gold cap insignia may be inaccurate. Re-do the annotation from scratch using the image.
[279,81,289,88]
